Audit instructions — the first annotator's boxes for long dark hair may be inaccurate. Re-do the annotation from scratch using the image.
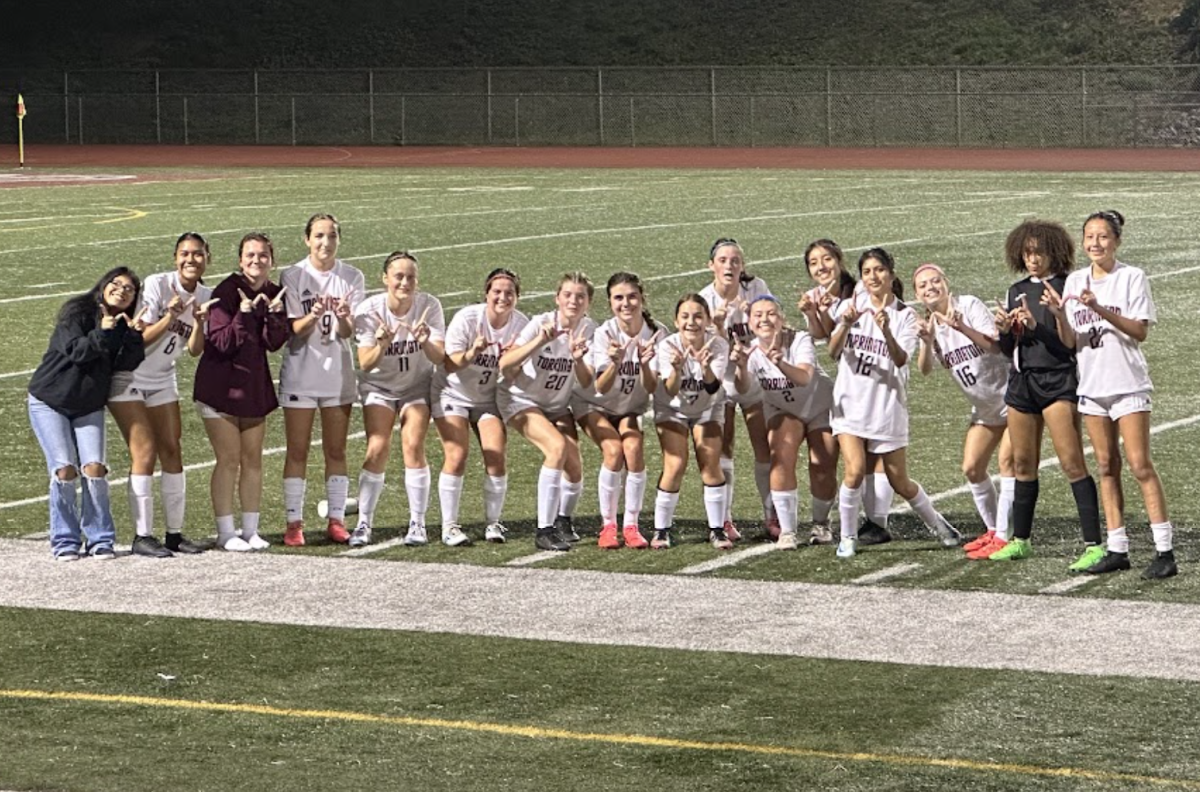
[857,248,904,301]
[804,238,855,300]
[58,266,142,326]
[606,271,658,332]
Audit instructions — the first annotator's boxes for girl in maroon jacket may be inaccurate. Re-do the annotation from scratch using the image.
[194,232,290,551]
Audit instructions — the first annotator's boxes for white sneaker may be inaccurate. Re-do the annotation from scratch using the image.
[836,537,857,559]
[403,521,427,546]
[442,524,471,547]
[485,522,507,543]
[932,516,962,548]
[245,534,270,551]
[775,531,799,550]
[348,523,371,548]
[809,522,834,545]
[221,535,253,552]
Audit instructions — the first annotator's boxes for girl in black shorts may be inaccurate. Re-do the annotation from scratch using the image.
[988,219,1103,569]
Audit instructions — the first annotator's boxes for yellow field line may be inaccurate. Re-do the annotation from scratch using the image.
[95,207,148,224]
[2,688,1196,788]
[0,206,148,234]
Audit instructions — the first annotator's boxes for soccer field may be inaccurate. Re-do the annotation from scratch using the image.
[2,162,1200,790]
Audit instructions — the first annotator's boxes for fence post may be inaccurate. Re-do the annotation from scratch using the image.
[1080,68,1088,146]
[825,67,832,146]
[64,71,70,143]
[630,96,635,147]
[183,97,189,145]
[487,69,493,144]
[515,96,520,146]
[955,68,962,146]
[155,71,162,144]
[401,96,406,145]
[597,68,604,145]
[78,96,84,144]
[254,70,260,144]
[710,67,717,145]
[749,96,755,147]
[369,70,375,144]
[291,97,296,145]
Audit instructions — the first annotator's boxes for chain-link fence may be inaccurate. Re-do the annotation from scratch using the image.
[3,65,1199,147]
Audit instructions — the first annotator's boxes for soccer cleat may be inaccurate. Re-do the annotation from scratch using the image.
[963,530,996,553]
[809,522,834,545]
[650,529,673,549]
[535,527,570,552]
[246,534,270,551]
[967,536,1008,560]
[164,533,206,554]
[348,524,371,548]
[90,546,116,560]
[836,537,857,558]
[764,516,782,540]
[442,524,471,547]
[932,516,962,548]
[1086,551,1131,575]
[53,550,81,562]
[554,515,580,543]
[709,528,733,550]
[723,520,742,542]
[1068,544,1107,573]
[988,537,1031,561]
[326,519,351,544]
[132,535,174,558]
[219,535,252,553]
[858,519,892,546]
[597,523,620,549]
[1142,550,1178,580]
[283,521,305,547]
[484,522,507,543]
[623,525,649,549]
[776,531,799,550]
[403,521,428,546]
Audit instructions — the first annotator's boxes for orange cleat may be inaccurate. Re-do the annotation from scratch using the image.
[963,530,996,553]
[598,522,620,549]
[623,525,649,549]
[326,518,350,544]
[284,521,306,547]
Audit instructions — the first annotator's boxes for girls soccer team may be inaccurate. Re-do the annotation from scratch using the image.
[26,213,1177,578]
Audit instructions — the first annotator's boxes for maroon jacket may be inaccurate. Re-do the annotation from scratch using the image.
[194,273,290,417]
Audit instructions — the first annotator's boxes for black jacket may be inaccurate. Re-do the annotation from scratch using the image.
[28,306,145,418]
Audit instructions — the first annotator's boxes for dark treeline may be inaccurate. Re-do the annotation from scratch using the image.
[1,0,1193,69]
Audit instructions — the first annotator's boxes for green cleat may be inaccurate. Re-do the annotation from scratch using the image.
[1069,544,1107,573]
[988,537,1031,560]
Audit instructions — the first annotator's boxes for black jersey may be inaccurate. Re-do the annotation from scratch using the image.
[997,275,1076,373]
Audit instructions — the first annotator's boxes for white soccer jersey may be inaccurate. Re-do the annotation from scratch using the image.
[830,295,919,444]
[746,330,831,418]
[700,276,772,346]
[929,294,1009,416]
[433,303,529,406]
[654,332,730,419]
[1063,262,1155,399]
[504,311,597,415]
[279,257,366,398]
[354,292,446,399]
[575,317,661,416]
[131,271,213,391]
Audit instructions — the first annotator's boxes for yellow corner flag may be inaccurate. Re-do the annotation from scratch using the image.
[16,93,26,167]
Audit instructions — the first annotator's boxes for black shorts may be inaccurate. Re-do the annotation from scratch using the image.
[1005,368,1079,415]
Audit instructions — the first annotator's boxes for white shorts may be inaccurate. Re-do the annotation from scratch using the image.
[109,380,180,409]
[723,378,763,409]
[764,402,831,432]
[195,401,233,421]
[1078,391,1151,421]
[281,391,358,409]
[969,399,1008,427]
[431,391,501,425]
[653,402,724,430]
[831,425,907,455]
[497,389,571,425]
[362,389,429,417]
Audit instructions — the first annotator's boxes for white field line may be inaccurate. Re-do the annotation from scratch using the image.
[1039,577,1097,595]
[850,562,923,585]
[0,368,35,379]
[505,550,564,567]
[676,542,778,575]
[339,537,405,558]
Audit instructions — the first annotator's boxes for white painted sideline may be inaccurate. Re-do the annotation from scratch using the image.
[505,550,563,567]
[677,543,777,575]
[340,537,405,558]
[1039,577,1097,595]
[851,562,923,585]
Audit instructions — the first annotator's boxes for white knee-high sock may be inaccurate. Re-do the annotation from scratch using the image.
[623,471,647,527]
[405,466,430,524]
[811,496,833,525]
[996,477,1016,541]
[438,472,464,528]
[968,478,998,532]
[906,485,944,530]
[538,466,562,529]
[242,512,261,540]
[128,474,154,538]
[868,474,894,528]
[771,489,799,536]
[357,470,385,530]
[559,476,582,518]
[160,472,186,534]
[654,488,680,531]
[839,483,863,540]
[598,466,622,525]
[325,475,349,520]
[484,475,507,524]
[1151,522,1173,552]
[719,457,735,521]
[754,461,773,518]
[283,477,306,523]
[1107,525,1129,554]
[704,484,727,531]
